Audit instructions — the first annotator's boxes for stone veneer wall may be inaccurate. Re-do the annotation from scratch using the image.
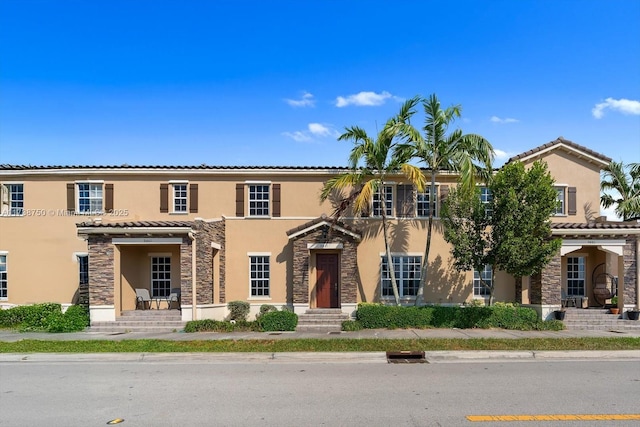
[623,236,638,305]
[291,228,359,305]
[529,252,561,305]
[88,236,115,306]
[192,219,225,304]
[180,236,193,305]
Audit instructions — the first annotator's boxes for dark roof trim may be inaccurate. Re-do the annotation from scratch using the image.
[507,137,611,166]
[287,214,362,241]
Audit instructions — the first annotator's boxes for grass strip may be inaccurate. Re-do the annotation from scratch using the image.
[0,337,639,353]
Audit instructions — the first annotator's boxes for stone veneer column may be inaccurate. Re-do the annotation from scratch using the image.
[88,235,115,306]
[529,251,561,305]
[192,219,225,305]
[180,237,193,305]
[623,236,638,305]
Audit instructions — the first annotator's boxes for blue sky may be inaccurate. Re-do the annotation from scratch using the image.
[1,0,638,170]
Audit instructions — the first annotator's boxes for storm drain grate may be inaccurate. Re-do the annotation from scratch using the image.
[386,351,427,364]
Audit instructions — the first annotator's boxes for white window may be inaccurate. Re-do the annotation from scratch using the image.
[381,255,421,298]
[77,183,103,214]
[373,185,393,217]
[173,184,188,213]
[473,264,492,297]
[567,256,585,296]
[78,255,89,286]
[417,187,436,217]
[0,254,7,300]
[249,184,270,216]
[1,183,24,216]
[151,256,171,298]
[554,187,566,215]
[480,187,493,217]
[249,255,270,297]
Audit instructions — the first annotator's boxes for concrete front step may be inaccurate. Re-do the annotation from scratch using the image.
[89,325,185,333]
[560,308,640,330]
[296,310,349,333]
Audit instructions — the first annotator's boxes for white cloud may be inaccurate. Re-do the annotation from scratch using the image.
[282,123,339,142]
[285,91,315,108]
[493,149,515,161]
[281,131,312,142]
[592,97,640,119]
[490,116,519,124]
[600,203,622,221]
[335,91,393,107]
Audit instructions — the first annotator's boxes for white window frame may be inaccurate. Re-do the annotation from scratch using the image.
[380,253,422,299]
[249,253,271,298]
[473,264,492,297]
[170,181,188,213]
[248,183,271,217]
[417,185,438,218]
[150,256,171,298]
[0,252,7,300]
[76,181,104,214]
[372,184,394,217]
[479,186,493,217]
[1,183,24,216]
[554,185,567,216]
[566,256,585,296]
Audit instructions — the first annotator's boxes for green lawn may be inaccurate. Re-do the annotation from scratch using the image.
[1,337,639,353]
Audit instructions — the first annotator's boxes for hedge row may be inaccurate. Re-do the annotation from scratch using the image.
[185,310,298,333]
[354,302,563,331]
[0,303,90,333]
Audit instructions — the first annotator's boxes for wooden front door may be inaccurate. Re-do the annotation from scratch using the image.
[316,253,339,308]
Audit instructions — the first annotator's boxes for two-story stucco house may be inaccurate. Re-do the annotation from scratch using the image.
[0,137,638,323]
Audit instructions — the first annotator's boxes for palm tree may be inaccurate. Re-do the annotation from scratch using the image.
[320,98,426,305]
[601,161,640,221]
[401,94,494,305]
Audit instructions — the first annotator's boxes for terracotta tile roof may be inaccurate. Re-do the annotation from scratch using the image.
[0,164,346,171]
[76,220,194,228]
[551,222,640,230]
[286,214,362,238]
[507,136,611,164]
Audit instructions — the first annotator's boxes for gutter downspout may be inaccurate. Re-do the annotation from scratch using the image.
[188,231,197,321]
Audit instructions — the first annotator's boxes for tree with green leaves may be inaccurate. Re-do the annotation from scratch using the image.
[441,160,561,305]
[320,98,426,305]
[600,161,640,221]
[397,94,494,305]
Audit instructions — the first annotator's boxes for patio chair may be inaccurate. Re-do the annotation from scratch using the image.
[167,288,181,311]
[135,288,152,310]
[561,289,577,308]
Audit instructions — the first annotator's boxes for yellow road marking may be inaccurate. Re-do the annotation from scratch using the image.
[467,414,640,422]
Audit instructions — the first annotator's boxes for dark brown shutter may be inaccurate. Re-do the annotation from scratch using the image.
[104,184,114,212]
[396,184,415,218]
[272,183,281,217]
[235,183,244,217]
[160,184,169,213]
[189,184,198,213]
[439,185,449,215]
[567,187,577,215]
[66,183,75,212]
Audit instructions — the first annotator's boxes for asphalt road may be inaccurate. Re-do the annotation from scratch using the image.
[1,357,639,427]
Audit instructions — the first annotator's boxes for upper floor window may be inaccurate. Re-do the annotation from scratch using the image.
[160,182,198,214]
[372,185,393,217]
[0,254,7,300]
[473,264,492,296]
[0,183,24,216]
[249,184,270,216]
[416,187,436,217]
[554,186,566,215]
[381,255,421,298]
[479,187,493,217]
[77,183,103,214]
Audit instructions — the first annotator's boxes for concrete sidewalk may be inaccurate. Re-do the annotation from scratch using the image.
[1,327,640,342]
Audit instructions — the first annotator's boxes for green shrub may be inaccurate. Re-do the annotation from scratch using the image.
[227,301,250,321]
[356,303,434,329]
[0,303,89,332]
[257,310,298,331]
[256,304,278,319]
[184,319,260,333]
[341,320,363,331]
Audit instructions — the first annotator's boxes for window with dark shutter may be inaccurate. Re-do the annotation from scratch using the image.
[235,183,245,217]
[189,184,198,213]
[160,184,169,213]
[395,184,415,218]
[439,185,449,216]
